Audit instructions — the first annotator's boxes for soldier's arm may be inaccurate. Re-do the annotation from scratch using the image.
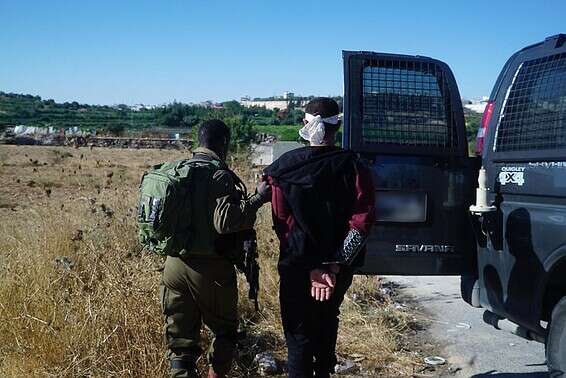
[212,170,265,234]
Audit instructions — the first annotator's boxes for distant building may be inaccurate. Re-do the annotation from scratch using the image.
[240,91,313,110]
[240,99,290,110]
[131,104,155,111]
[252,141,303,166]
[283,91,294,99]
[463,97,489,113]
[199,101,224,109]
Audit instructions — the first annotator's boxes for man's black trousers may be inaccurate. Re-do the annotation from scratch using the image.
[279,267,354,378]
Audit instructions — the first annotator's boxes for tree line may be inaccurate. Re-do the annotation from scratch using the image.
[0,92,306,144]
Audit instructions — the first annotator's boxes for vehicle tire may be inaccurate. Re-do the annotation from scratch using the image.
[547,296,566,377]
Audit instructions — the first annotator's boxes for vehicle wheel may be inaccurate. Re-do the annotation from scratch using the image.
[547,296,566,377]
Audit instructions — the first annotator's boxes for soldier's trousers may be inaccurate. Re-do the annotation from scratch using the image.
[160,255,238,377]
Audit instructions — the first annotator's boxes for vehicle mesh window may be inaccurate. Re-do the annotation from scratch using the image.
[362,59,456,148]
[496,53,566,152]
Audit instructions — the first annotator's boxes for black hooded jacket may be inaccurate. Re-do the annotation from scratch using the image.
[265,146,374,272]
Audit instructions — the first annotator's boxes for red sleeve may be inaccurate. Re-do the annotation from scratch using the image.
[268,177,294,247]
[349,163,375,235]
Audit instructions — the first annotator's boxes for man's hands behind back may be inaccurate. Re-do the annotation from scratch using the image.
[310,269,336,301]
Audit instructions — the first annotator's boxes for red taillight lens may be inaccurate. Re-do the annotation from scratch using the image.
[475,100,495,156]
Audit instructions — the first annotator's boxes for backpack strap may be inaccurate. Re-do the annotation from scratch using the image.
[190,153,225,169]
[188,158,220,167]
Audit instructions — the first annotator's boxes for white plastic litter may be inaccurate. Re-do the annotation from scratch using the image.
[254,352,278,376]
[424,356,446,366]
[334,359,359,375]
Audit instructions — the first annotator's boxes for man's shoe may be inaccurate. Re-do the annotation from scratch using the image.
[169,359,199,378]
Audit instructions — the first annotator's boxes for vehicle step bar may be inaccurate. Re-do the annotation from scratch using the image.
[483,311,546,344]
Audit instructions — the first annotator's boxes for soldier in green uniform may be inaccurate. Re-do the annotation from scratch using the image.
[160,119,271,378]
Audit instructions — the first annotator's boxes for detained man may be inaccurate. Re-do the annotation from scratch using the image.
[264,98,376,377]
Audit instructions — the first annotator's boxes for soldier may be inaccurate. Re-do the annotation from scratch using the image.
[160,119,271,378]
[265,98,376,378]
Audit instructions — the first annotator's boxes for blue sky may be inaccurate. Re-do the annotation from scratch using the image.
[1,0,564,105]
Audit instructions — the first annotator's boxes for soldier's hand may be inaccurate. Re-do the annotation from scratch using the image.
[256,181,272,202]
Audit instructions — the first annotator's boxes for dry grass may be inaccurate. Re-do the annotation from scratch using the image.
[0,145,424,377]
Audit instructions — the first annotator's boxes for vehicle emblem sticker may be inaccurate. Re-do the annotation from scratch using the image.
[395,245,456,253]
[499,166,525,186]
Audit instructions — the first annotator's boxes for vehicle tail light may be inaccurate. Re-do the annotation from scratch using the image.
[474,100,495,156]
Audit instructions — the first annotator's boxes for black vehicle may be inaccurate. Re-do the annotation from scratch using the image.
[343,34,566,375]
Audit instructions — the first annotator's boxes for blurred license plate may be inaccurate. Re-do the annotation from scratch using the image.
[375,191,427,222]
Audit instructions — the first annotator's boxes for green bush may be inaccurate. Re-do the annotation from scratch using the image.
[465,109,482,155]
[253,125,302,141]
[224,116,256,146]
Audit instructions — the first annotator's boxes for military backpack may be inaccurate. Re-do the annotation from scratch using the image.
[137,158,221,256]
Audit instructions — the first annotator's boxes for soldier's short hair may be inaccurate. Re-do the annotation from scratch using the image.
[198,119,231,150]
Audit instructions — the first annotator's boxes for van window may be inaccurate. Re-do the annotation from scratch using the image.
[495,53,566,152]
[362,60,456,148]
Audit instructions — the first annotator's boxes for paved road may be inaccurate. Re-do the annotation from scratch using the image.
[387,275,548,377]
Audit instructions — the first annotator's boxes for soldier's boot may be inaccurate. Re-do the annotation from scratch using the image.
[169,358,199,378]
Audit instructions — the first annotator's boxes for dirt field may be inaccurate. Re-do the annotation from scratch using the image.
[0,145,425,377]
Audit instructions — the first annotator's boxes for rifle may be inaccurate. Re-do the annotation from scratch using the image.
[235,230,260,311]
[226,173,260,310]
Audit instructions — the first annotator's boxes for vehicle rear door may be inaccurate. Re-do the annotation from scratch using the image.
[343,51,480,275]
